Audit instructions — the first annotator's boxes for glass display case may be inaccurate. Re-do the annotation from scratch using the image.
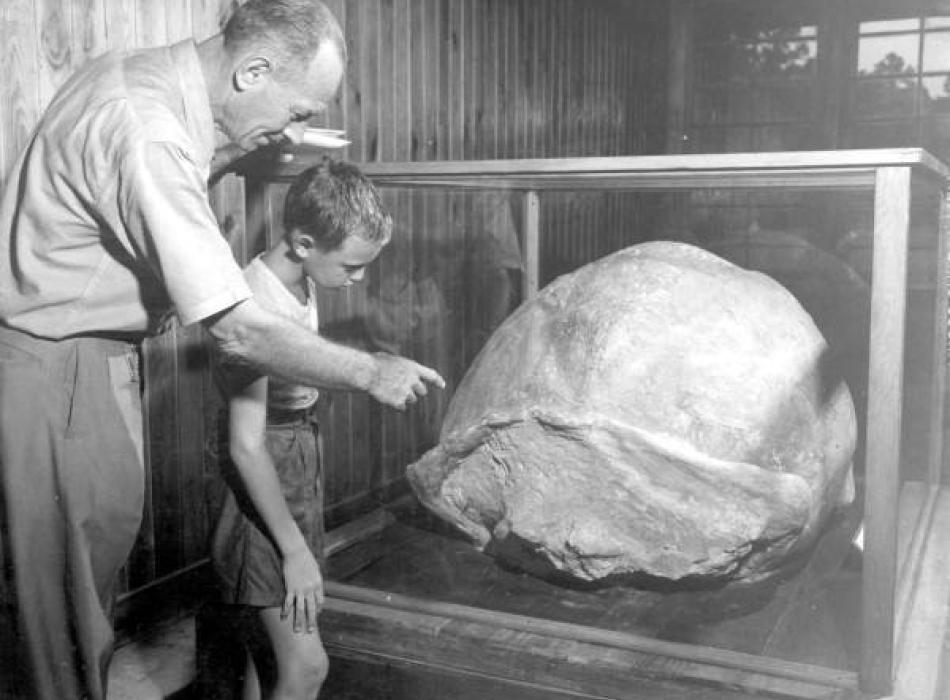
[245,149,950,700]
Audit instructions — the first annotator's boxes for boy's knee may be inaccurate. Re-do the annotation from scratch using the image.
[286,643,328,695]
[309,645,329,686]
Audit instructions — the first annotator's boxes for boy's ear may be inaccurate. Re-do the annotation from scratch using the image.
[292,232,316,259]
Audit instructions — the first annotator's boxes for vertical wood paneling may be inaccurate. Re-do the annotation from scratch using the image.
[190,0,231,41]
[344,0,362,158]
[410,0,425,161]
[361,0,379,161]
[322,0,346,132]
[462,0,476,159]
[135,0,169,47]
[34,0,73,111]
[481,0,495,158]
[163,0,193,42]
[104,0,136,52]
[378,0,395,161]
[0,0,40,190]
[70,0,106,67]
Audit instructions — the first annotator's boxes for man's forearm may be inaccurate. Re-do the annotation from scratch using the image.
[207,298,444,409]
[217,304,377,391]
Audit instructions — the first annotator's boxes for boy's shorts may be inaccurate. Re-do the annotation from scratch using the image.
[211,415,324,608]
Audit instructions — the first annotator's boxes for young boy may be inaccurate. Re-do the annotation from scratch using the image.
[211,158,393,699]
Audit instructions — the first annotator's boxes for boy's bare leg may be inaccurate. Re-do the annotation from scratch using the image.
[241,650,262,700]
[250,607,329,700]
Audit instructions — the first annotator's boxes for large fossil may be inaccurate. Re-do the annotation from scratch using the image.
[408,241,856,585]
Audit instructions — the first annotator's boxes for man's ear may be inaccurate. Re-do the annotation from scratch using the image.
[233,56,272,92]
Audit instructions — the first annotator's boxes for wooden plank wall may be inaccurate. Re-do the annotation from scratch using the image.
[0,0,668,595]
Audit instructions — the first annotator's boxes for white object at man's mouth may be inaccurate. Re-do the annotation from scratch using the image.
[300,128,350,148]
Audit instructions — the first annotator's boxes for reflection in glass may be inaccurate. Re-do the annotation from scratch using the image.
[857,34,919,75]
[921,75,950,112]
[848,119,921,149]
[925,15,950,29]
[853,77,920,118]
[753,81,815,122]
[923,116,950,159]
[923,30,950,70]
[860,18,920,34]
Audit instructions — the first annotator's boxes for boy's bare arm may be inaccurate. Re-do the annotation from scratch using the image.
[227,376,324,632]
[205,297,444,410]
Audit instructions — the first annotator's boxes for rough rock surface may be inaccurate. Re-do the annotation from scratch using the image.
[407,241,856,585]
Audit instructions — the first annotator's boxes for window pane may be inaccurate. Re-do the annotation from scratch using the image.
[857,34,920,75]
[926,16,950,28]
[854,77,921,117]
[693,86,752,124]
[698,4,818,45]
[696,39,816,83]
[923,30,950,69]
[753,81,815,122]
[861,18,921,34]
[847,119,920,148]
[751,124,819,151]
[922,115,950,160]
[695,45,735,83]
[921,75,950,111]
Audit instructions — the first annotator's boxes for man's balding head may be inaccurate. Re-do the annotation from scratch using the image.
[223,0,345,81]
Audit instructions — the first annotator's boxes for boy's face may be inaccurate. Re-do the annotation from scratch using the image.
[303,232,384,289]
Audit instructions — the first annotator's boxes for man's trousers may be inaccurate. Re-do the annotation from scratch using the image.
[0,328,144,699]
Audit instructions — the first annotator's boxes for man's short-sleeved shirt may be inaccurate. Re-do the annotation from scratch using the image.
[0,40,252,339]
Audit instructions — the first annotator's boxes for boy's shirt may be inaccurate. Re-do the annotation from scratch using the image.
[243,255,320,412]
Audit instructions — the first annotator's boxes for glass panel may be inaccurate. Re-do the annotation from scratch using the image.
[696,40,817,83]
[861,18,921,34]
[922,115,950,160]
[857,34,920,75]
[923,30,950,69]
[847,119,921,148]
[697,0,818,44]
[925,14,950,29]
[324,180,906,677]
[751,123,821,150]
[896,177,945,596]
[900,180,943,487]
[921,74,950,111]
[309,187,525,495]
[688,125,732,153]
[853,77,921,118]
[752,81,816,122]
[693,85,752,124]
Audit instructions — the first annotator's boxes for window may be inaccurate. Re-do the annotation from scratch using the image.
[848,1,950,160]
[688,0,823,152]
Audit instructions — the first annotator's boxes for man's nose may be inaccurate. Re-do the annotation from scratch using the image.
[282,122,307,145]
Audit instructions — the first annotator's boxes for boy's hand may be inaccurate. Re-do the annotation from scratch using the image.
[281,547,324,634]
[369,353,445,410]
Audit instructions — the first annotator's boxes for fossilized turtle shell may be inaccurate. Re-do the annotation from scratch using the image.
[408,241,856,585]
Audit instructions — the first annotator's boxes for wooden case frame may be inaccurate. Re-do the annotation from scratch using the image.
[243,148,950,700]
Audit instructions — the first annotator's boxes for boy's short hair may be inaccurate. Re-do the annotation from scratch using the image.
[283,158,393,251]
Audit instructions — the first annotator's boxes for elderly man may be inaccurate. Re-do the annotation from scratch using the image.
[0,1,442,698]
